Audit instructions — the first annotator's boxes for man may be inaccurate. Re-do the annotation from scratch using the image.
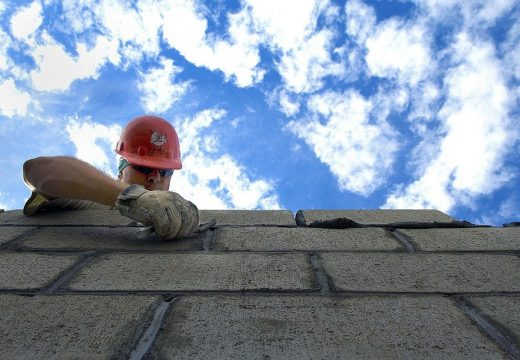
[23,115,199,240]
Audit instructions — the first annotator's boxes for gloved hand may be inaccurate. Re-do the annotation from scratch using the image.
[115,184,199,240]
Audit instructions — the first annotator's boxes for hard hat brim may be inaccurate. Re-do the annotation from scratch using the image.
[120,152,182,170]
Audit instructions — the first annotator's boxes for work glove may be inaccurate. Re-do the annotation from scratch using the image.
[115,184,199,240]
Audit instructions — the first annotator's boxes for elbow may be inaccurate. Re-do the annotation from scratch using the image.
[23,157,49,189]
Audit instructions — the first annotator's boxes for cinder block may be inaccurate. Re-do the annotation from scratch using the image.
[18,226,204,251]
[150,295,504,359]
[400,228,520,251]
[321,253,520,292]
[213,227,402,251]
[0,294,159,359]
[200,210,295,226]
[0,210,132,226]
[469,296,520,340]
[0,253,80,289]
[0,226,36,245]
[67,253,313,291]
[297,209,454,225]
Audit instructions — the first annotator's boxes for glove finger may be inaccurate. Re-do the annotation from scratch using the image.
[149,207,170,239]
[164,205,181,240]
[177,200,199,237]
[130,207,154,226]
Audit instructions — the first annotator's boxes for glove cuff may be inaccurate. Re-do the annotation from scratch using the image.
[117,184,148,201]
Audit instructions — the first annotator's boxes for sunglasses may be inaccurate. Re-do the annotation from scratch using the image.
[132,165,174,177]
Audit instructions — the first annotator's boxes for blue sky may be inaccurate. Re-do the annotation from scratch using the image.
[0,0,519,225]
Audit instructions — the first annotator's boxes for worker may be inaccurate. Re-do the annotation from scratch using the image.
[22,115,199,240]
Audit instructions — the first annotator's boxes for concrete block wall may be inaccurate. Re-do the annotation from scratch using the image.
[0,209,519,359]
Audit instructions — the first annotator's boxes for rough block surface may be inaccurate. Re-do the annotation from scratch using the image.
[0,210,132,226]
[213,227,402,251]
[0,226,36,245]
[321,253,520,292]
[0,253,80,289]
[150,295,504,359]
[298,209,454,225]
[0,294,159,359]
[18,226,204,251]
[200,210,295,226]
[400,227,520,251]
[67,253,314,291]
[2,208,518,359]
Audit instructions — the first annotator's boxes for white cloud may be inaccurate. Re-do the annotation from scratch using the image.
[408,81,441,125]
[138,57,190,113]
[9,1,43,41]
[415,0,517,25]
[278,89,300,116]
[365,19,432,86]
[0,78,31,117]
[162,0,264,87]
[65,117,122,176]
[502,17,520,82]
[245,0,334,51]
[287,90,399,195]
[96,0,162,62]
[345,0,376,43]
[246,0,343,93]
[0,29,12,71]
[278,29,345,93]
[174,109,281,209]
[384,33,517,212]
[30,33,118,91]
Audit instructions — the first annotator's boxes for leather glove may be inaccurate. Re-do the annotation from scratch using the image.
[115,184,199,240]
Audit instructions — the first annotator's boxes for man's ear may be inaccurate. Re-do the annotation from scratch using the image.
[117,172,123,180]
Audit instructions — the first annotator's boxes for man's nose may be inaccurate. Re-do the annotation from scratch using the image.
[147,169,161,183]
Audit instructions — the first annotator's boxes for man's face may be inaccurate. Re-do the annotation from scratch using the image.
[119,165,172,191]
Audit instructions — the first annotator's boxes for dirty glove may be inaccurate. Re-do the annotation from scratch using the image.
[115,184,199,240]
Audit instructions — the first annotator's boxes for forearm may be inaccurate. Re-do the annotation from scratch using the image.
[23,156,127,207]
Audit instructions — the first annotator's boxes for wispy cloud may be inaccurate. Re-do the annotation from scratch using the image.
[287,90,399,196]
[176,109,281,209]
[245,0,343,93]
[65,117,122,176]
[138,57,190,113]
[385,33,517,212]
[9,1,42,42]
[479,195,520,226]
[0,78,31,117]
[365,19,432,86]
[30,33,118,92]
[162,1,264,87]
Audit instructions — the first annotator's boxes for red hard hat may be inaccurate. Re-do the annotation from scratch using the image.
[115,115,182,169]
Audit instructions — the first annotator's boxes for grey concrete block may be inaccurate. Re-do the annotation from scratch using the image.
[200,210,295,226]
[214,227,402,251]
[321,253,520,292]
[400,227,520,251]
[0,226,36,245]
[469,296,520,340]
[298,209,454,225]
[0,294,159,359]
[0,210,132,226]
[68,253,313,291]
[0,253,80,289]
[150,295,504,359]
[18,226,204,251]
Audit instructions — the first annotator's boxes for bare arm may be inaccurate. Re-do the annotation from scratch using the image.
[23,156,128,207]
